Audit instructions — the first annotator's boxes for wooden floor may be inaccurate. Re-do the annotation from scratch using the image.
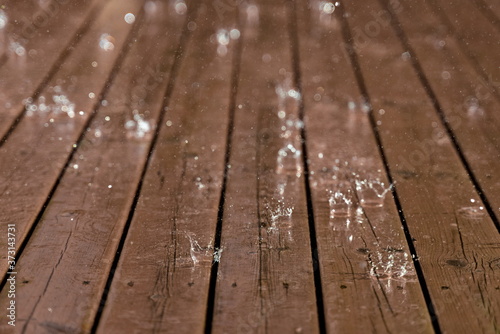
[0,0,499,333]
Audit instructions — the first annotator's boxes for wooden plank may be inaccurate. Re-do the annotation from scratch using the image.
[473,0,500,26]
[428,0,500,95]
[210,1,319,333]
[0,3,187,333]
[342,0,500,332]
[294,1,434,332]
[95,3,237,333]
[0,0,102,140]
[388,0,500,251]
[0,0,144,279]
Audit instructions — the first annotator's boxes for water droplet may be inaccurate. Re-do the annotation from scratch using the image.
[9,42,26,56]
[401,51,411,60]
[441,71,451,80]
[0,9,7,30]
[320,1,336,14]
[230,28,240,40]
[216,29,230,46]
[187,21,197,31]
[124,13,135,24]
[174,0,187,15]
[99,33,115,51]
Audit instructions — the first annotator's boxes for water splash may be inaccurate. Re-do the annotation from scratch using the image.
[24,87,76,117]
[185,232,213,267]
[328,182,356,218]
[275,77,301,105]
[464,96,484,116]
[213,248,223,263]
[276,143,302,177]
[369,248,413,280]
[267,200,294,232]
[276,81,303,140]
[215,28,239,57]
[354,178,394,208]
[124,110,154,139]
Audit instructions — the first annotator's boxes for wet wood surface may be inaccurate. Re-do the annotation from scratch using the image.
[0,0,499,333]
[0,0,102,140]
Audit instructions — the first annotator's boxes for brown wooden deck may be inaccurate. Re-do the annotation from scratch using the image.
[0,0,499,333]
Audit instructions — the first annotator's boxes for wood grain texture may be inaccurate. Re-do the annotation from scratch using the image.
[0,0,499,333]
[0,0,144,280]
[343,0,500,332]
[386,0,500,238]
[0,2,187,333]
[0,0,102,140]
[210,1,319,333]
[96,2,237,333]
[295,0,433,332]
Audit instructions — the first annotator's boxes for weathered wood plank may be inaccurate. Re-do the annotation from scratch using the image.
[294,1,433,332]
[210,1,319,333]
[342,0,500,332]
[387,0,500,245]
[0,0,144,281]
[428,0,500,95]
[96,2,238,333]
[0,2,188,333]
[0,0,102,140]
